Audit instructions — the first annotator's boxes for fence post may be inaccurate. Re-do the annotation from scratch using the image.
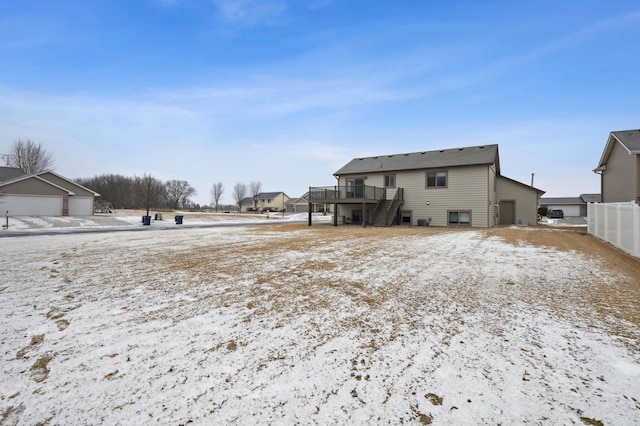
[635,202,640,257]
[616,203,622,249]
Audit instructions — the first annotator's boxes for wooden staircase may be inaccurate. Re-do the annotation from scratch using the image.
[372,189,404,227]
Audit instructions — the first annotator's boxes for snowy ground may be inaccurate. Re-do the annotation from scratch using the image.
[1,222,639,425]
[1,210,317,234]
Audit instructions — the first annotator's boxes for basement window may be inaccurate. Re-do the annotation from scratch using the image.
[448,211,471,226]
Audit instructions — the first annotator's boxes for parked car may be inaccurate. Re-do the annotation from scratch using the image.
[547,209,564,219]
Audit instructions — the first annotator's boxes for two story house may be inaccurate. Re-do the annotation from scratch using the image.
[593,129,640,203]
[239,191,289,213]
[308,144,544,228]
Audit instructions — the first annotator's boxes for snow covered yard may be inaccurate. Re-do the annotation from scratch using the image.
[1,225,639,425]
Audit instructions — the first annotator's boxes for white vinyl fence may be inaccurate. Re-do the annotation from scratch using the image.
[587,202,640,258]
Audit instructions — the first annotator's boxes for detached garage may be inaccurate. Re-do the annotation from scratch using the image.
[0,168,99,216]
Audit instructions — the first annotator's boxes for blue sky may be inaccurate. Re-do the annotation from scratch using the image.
[1,0,639,206]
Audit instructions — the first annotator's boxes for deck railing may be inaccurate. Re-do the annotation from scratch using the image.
[309,185,386,202]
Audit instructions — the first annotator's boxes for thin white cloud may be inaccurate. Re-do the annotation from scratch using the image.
[212,0,288,26]
[482,10,640,78]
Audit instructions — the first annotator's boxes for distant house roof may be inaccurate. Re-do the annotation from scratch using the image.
[594,129,640,171]
[539,194,602,205]
[539,197,584,205]
[580,193,601,203]
[0,166,26,182]
[258,192,285,199]
[240,192,286,204]
[334,144,500,176]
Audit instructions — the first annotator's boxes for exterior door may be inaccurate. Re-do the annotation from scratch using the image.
[346,178,364,198]
[500,200,515,225]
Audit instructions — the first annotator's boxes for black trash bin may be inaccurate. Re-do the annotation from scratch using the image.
[142,215,151,226]
[175,215,183,225]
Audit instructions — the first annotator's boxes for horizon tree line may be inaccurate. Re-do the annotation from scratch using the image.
[3,139,268,213]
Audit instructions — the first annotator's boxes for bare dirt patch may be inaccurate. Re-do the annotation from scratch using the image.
[2,223,638,424]
[30,354,52,383]
[486,226,640,331]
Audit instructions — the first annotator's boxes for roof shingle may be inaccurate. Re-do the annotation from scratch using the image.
[612,129,640,153]
[334,144,499,175]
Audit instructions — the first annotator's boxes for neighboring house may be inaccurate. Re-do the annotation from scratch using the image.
[239,192,289,212]
[539,193,601,217]
[0,166,26,182]
[309,144,544,227]
[285,192,331,213]
[0,168,100,216]
[593,129,640,203]
[285,196,304,213]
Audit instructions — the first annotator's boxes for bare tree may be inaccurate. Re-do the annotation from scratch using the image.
[250,180,262,213]
[210,182,224,211]
[135,173,166,216]
[232,182,247,212]
[6,139,54,173]
[165,179,196,209]
[76,174,135,209]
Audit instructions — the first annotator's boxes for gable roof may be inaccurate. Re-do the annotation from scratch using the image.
[0,169,100,196]
[35,171,100,196]
[594,129,640,171]
[497,175,545,195]
[334,144,500,176]
[0,173,76,195]
[612,129,640,153]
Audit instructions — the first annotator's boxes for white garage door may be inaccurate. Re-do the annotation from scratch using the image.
[69,197,94,216]
[548,205,581,217]
[2,194,63,216]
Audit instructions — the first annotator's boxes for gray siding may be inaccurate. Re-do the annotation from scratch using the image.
[603,141,636,202]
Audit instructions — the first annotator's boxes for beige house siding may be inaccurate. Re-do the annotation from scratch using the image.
[39,172,95,197]
[338,164,494,227]
[496,176,539,225]
[256,193,289,212]
[602,141,636,202]
[2,177,68,197]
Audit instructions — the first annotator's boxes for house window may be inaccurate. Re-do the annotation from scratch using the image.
[448,211,471,226]
[384,174,396,188]
[426,171,447,188]
[401,210,411,224]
